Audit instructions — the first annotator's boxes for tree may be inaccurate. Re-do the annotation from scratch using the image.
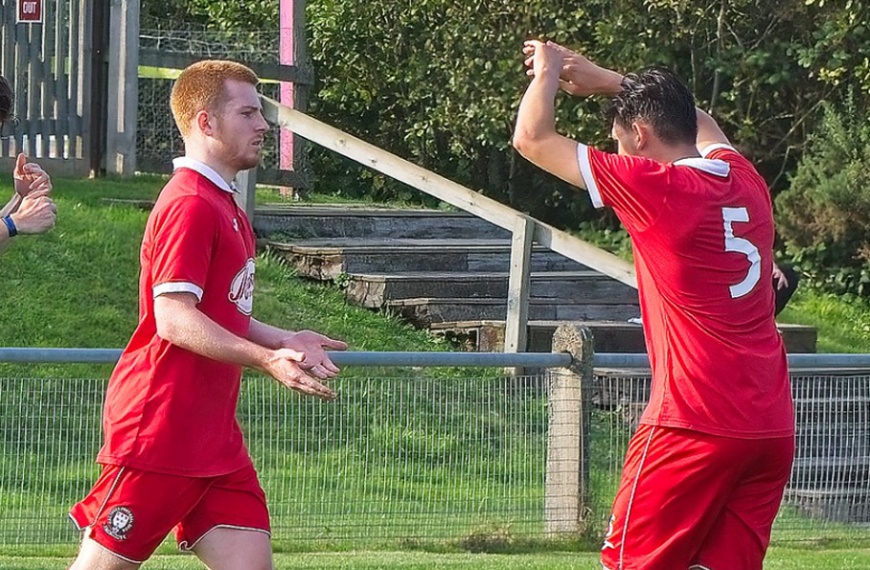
[776,99,870,296]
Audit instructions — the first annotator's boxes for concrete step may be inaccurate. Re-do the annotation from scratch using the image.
[346,271,639,308]
[254,205,509,240]
[429,320,817,354]
[386,298,641,327]
[265,238,587,280]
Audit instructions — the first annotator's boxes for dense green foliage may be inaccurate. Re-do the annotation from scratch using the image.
[776,99,870,296]
[304,0,870,223]
[139,0,870,294]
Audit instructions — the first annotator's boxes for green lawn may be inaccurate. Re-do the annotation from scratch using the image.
[2,547,870,569]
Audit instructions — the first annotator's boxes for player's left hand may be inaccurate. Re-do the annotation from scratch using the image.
[279,330,348,379]
[13,153,52,197]
[522,40,564,82]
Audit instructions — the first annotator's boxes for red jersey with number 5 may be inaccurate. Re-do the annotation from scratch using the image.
[577,143,793,437]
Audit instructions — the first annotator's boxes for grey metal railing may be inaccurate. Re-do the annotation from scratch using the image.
[3,346,870,369]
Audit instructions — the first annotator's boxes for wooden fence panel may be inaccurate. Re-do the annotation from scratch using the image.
[0,0,92,176]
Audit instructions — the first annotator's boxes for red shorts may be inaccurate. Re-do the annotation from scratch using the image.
[69,464,270,563]
[601,424,794,570]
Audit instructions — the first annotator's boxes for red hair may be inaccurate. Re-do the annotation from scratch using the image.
[170,60,259,139]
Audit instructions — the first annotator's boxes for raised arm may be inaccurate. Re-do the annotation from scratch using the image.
[513,40,587,188]
[696,108,731,153]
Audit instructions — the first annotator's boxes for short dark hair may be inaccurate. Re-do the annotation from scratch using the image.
[605,67,697,146]
[0,76,12,122]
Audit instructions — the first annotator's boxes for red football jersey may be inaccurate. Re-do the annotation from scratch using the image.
[97,162,257,476]
[577,143,794,437]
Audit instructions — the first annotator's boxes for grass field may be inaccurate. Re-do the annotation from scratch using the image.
[2,547,870,569]
[1,175,869,568]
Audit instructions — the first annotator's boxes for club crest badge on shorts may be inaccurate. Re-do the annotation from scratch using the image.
[103,506,135,540]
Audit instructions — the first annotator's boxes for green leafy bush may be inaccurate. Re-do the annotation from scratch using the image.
[776,99,870,296]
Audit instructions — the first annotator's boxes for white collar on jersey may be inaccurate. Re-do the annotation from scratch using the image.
[172,157,238,193]
[672,156,731,177]
[672,143,736,177]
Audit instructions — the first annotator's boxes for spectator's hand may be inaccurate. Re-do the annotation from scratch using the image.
[11,189,56,234]
[773,265,789,291]
[13,153,51,197]
[524,41,623,97]
[264,347,337,400]
[279,330,348,380]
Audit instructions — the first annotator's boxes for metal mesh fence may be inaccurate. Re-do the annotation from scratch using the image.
[0,369,868,549]
[136,29,311,184]
[589,369,870,543]
[0,372,549,548]
[136,78,288,178]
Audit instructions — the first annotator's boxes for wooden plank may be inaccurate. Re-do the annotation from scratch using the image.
[75,0,91,162]
[261,97,638,289]
[105,0,139,174]
[39,0,53,158]
[344,270,637,306]
[139,49,313,85]
[234,168,257,222]
[0,155,90,176]
[504,214,533,354]
[15,10,30,155]
[386,298,641,326]
[1,2,17,158]
[54,0,70,159]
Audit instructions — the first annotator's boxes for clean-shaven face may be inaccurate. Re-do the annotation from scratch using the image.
[209,79,270,172]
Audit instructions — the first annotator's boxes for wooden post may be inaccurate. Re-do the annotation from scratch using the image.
[105,0,139,175]
[279,0,308,195]
[504,214,533,355]
[88,0,110,176]
[235,168,257,223]
[546,323,594,536]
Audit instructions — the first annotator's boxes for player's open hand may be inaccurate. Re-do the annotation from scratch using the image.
[12,188,57,234]
[13,153,52,197]
[266,347,337,400]
[279,330,348,380]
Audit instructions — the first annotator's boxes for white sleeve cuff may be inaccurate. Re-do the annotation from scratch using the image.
[699,143,737,158]
[577,143,604,208]
[153,282,203,302]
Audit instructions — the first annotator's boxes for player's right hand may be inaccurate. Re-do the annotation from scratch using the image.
[11,188,57,234]
[266,347,337,400]
[526,41,624,97]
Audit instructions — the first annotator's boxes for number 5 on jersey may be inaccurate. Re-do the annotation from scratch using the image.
[722,207,761,298]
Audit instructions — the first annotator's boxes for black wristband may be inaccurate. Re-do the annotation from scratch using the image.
[2,215,17,237]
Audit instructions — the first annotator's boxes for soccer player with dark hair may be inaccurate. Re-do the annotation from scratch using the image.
[69,60,347,570]
[0,75,57,251]
[513,41,794,569]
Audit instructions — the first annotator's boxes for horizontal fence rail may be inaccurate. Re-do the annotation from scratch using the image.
[3,347,870,369]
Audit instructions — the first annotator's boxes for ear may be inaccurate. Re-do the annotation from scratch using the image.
[630,121,649,151]
[195,110,213,136]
